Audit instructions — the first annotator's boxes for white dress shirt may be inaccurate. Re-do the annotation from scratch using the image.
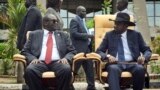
[115,8,134,15]
[39,29,60,61]
[116,31,133,61]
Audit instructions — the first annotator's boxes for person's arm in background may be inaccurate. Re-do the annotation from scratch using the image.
[69,19,93,40]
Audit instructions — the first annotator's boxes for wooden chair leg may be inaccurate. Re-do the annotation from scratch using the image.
[16,62,25,83]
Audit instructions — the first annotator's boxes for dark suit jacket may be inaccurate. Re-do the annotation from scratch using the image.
[17,5,42,50]
[96,29,152,62]
[69,15,91,53]
[21,30,76,64]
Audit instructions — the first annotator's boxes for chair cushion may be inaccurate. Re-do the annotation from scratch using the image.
[102,71,132,78]
[42,71,56,78]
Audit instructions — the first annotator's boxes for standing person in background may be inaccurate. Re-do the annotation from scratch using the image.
[69,6,96,90]
[17,0,42,51]
[115,0,133,15]
[115,0,138,30]
[46,0,64,30]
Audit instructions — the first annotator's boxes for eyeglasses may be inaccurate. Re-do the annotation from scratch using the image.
[48,19,58,24]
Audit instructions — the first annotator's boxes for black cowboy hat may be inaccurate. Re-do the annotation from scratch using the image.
[109,13,135,26]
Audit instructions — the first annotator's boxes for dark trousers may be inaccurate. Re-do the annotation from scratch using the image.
[24,61,72,90]
[74,60,95,90]
[106,64,145,90]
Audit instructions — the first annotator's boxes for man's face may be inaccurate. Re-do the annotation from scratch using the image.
[45,14,58,31]
[114,21,128,34]
[116,1,126,11]
[78,7,86,18]
[25,0,31,8]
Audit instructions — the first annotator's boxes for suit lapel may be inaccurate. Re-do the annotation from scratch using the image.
[76,16,87,33]
[127,30,135,58]
[38,30,44,55]
[54,31,61,52]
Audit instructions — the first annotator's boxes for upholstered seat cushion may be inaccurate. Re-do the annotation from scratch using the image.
[102,71,132,78]
[42,71,56,78]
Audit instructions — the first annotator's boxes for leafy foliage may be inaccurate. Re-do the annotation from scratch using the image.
[0,42,7,59]
[0,0,26,59]
[86,19,94,29]
[150,61,160,74]
[151,36,160,55]
[102,0,112,14]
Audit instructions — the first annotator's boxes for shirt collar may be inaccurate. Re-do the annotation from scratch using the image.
[43,29,54,36]
[121,8,128,13]
[121,30,127,38]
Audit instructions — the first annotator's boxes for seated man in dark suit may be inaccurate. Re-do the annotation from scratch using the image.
[21,13,76,90]
[96,13,152,90]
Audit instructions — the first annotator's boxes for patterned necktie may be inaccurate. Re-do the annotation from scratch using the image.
[118,35,125,61]
[45,32,53,64]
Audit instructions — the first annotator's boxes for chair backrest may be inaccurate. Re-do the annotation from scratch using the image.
[94,14,134,51]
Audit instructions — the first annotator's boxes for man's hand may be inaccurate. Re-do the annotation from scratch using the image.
[107,54,117,63]
[30,59,42,64]
[88,35,94,39]
[58,58,69,64]
[137,56,145,64]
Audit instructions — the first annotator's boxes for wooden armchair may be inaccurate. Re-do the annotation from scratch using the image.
[12,31,87,89]
[86,14,160,88]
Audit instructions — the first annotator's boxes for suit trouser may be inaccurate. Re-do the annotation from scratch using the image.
[24,61,72,90]
[106,64,145,90]
[74,60,95,89]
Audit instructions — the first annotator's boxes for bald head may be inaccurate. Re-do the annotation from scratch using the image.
[76,6,86,18]
[116,0,128,11]
[25,0,36,8]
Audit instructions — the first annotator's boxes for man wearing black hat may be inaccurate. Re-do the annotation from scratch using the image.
[96,13,151,90]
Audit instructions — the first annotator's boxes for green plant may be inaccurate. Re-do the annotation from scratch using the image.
[151,36,160,54]
[0,42,7,59]
[86,19,94,29]
[102,0,112,14]
[150,61,160,74]
[0,0,26,59]
[0,0,26,75]
[150,36,160,74]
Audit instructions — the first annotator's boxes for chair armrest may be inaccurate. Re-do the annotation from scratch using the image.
[72,53,86,72]
[13,54,27,66]
[150,54,159,61]
[86,52,103,83]
[73,53,85,59]
[86,52,101,60]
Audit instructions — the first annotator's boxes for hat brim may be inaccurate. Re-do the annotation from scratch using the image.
[109,19,136,26]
